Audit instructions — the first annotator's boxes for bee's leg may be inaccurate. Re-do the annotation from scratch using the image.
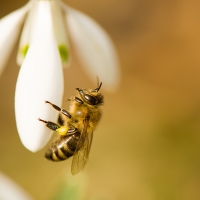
[38,118,68,136]
[68,97,83,104]
[74,97,83,104]
[67,125,78,136]
[38,118,60,131]
[58,114,65,126]
[45,100,71,118]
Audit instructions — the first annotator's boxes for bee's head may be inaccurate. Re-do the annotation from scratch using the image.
[76,82,104,106]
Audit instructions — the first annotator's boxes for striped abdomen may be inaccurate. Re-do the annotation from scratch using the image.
[45,133,80,161]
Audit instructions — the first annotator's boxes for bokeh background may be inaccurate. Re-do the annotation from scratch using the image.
[1,0,200,199]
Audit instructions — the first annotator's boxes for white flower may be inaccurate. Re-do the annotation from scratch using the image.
[0,0,120,152]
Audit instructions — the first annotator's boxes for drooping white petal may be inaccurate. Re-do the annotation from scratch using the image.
[15,1,64,152]
[17,0,70,67]
[0,172,33,200]
[62,5,120,90]
[0,1,32,76]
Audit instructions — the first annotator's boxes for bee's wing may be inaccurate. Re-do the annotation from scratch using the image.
[71,116,93,175]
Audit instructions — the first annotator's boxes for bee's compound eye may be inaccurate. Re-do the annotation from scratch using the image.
[84,94,98,105]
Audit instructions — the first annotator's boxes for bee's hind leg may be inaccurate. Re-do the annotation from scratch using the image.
[38,118,60,131]
[45,100,71,118]
[38,118,69,136]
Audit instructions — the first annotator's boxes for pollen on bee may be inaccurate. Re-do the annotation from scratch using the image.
[56,126,68,136]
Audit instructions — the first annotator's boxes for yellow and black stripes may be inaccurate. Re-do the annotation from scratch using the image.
[45,133,80,161]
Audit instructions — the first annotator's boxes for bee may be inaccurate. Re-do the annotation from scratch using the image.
[38,82,103,175]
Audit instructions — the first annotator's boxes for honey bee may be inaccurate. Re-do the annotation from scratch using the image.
[38,82,103,175]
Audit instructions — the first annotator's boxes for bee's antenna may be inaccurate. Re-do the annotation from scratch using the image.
[92,81,102,92]
[97,82,102,92]
[96,76,99,88]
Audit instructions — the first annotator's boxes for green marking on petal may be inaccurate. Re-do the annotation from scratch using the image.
[58,45,69,62]
[21,44,29,57]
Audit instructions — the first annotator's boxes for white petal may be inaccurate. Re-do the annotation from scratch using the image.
[62,5,120,90]
[17,0,70,67]
[0,172,33,200]
[0,1,32,76]
[15,4,64,152]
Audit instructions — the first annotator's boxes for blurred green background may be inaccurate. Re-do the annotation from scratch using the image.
[1,0,200,199]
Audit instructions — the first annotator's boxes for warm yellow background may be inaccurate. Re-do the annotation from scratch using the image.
[1,0,200,199]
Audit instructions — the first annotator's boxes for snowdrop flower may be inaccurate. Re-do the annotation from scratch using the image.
[0,0,120,152]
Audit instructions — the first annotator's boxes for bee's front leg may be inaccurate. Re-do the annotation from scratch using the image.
[68,97,83,104]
